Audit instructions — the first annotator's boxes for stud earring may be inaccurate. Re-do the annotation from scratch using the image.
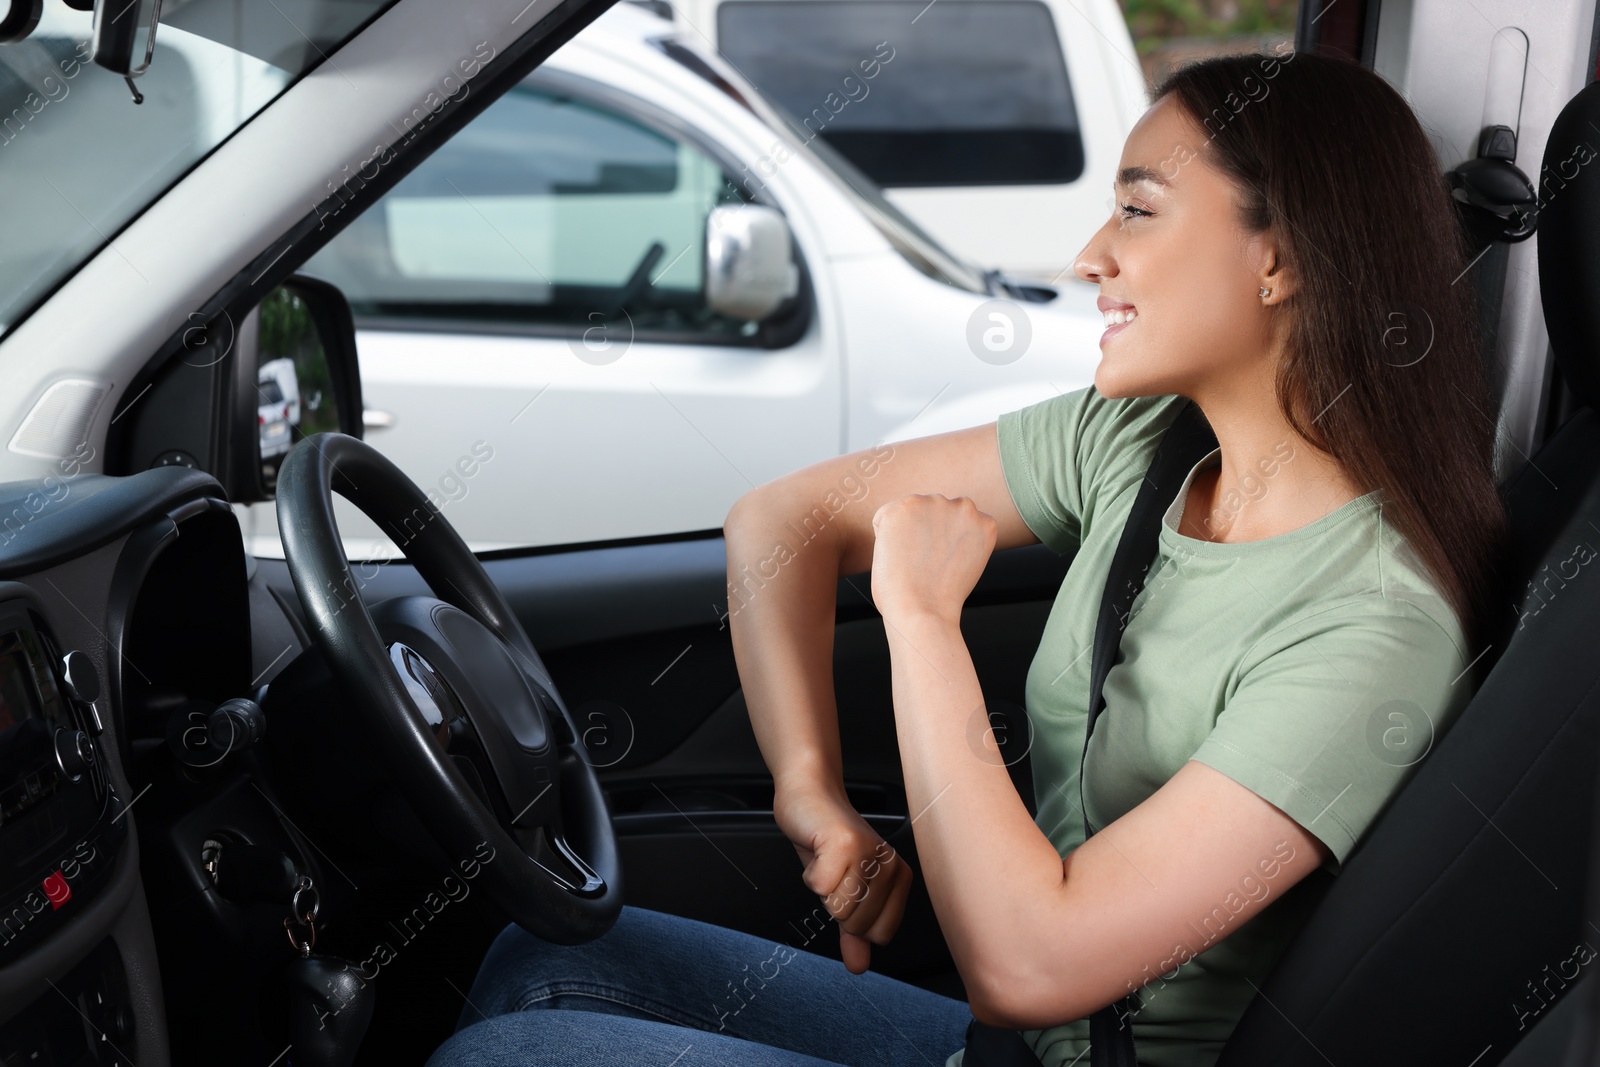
[1258,286,1272,298]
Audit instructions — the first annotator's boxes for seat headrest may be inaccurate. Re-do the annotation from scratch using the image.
[1538,80,1600,410]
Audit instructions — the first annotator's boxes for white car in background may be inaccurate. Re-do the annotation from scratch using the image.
[672,0,1149,283]
[258,357,302,427]
[256,375,293,460]
[234,0,1136,555]
[256,359,302,464]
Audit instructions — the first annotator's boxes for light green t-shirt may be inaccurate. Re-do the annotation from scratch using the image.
[942,386,1475,1067]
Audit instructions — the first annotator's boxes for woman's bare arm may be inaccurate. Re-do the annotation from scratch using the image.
[721,420,1038,971]
[722,421,1036,801]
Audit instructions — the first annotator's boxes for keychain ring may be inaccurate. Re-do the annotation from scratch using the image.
[291,876,320,925]
[283,915,317,957]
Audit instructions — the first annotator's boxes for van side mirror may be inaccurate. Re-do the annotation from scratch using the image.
[244,275,365,496]
[704,205,799,321]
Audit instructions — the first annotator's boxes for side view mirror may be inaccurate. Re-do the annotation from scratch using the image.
[108,275,362,504]
[704,204,799,321]
[243,275,364,496]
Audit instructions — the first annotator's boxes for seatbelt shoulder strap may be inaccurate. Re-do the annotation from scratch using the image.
[1084,397,1217,1067]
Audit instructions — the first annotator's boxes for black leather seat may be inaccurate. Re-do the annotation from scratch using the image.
[1501,967,1597,1066]
[1214,80,1600,1066]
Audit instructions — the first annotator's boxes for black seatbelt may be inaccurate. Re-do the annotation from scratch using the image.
[1082,397,1216,1067]
[960,397,1217,1067]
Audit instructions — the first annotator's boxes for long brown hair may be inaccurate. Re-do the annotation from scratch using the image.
[1153,50,1511,670]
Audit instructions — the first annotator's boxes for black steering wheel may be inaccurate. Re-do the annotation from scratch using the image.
[274,432,624,944]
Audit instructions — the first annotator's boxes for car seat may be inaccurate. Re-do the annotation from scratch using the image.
[1213,79,1600,1066]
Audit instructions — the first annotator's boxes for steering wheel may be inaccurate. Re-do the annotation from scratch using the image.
[274,432,624,944]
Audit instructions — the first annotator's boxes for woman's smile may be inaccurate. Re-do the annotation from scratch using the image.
[1100,316,1139,347]
[1098,295,1139,346]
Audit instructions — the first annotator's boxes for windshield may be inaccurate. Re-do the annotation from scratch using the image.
[652,36,990,295]
[0,0,396,339]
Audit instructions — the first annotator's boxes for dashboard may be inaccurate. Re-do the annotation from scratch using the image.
[0,465,260,1067]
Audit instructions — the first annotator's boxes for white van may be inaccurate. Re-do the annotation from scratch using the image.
[670,0,1148,283]
[233,0,1131,555]
[258,357,302,427]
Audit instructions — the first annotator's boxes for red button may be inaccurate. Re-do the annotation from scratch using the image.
[42,871,70,909]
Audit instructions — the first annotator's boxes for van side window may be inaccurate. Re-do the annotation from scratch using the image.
[303,81,759,339]
[716,0,1083,187]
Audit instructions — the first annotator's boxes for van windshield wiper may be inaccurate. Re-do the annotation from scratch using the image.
[984,269,1059,304]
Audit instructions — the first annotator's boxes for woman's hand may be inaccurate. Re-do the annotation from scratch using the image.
[774,781,915,974]
[870,494,999,626]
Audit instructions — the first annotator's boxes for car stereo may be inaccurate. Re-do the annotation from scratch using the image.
[0,599,124,958]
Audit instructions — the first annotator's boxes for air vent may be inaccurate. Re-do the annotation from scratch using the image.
[8,379,111,459]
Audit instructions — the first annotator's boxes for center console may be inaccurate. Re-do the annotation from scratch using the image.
[0,599,125,961]
[0,592,138,1064]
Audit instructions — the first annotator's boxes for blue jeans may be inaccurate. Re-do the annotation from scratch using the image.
[425,905,976,1066]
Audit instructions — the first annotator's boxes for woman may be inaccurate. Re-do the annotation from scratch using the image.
[426,49,1508,1067]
